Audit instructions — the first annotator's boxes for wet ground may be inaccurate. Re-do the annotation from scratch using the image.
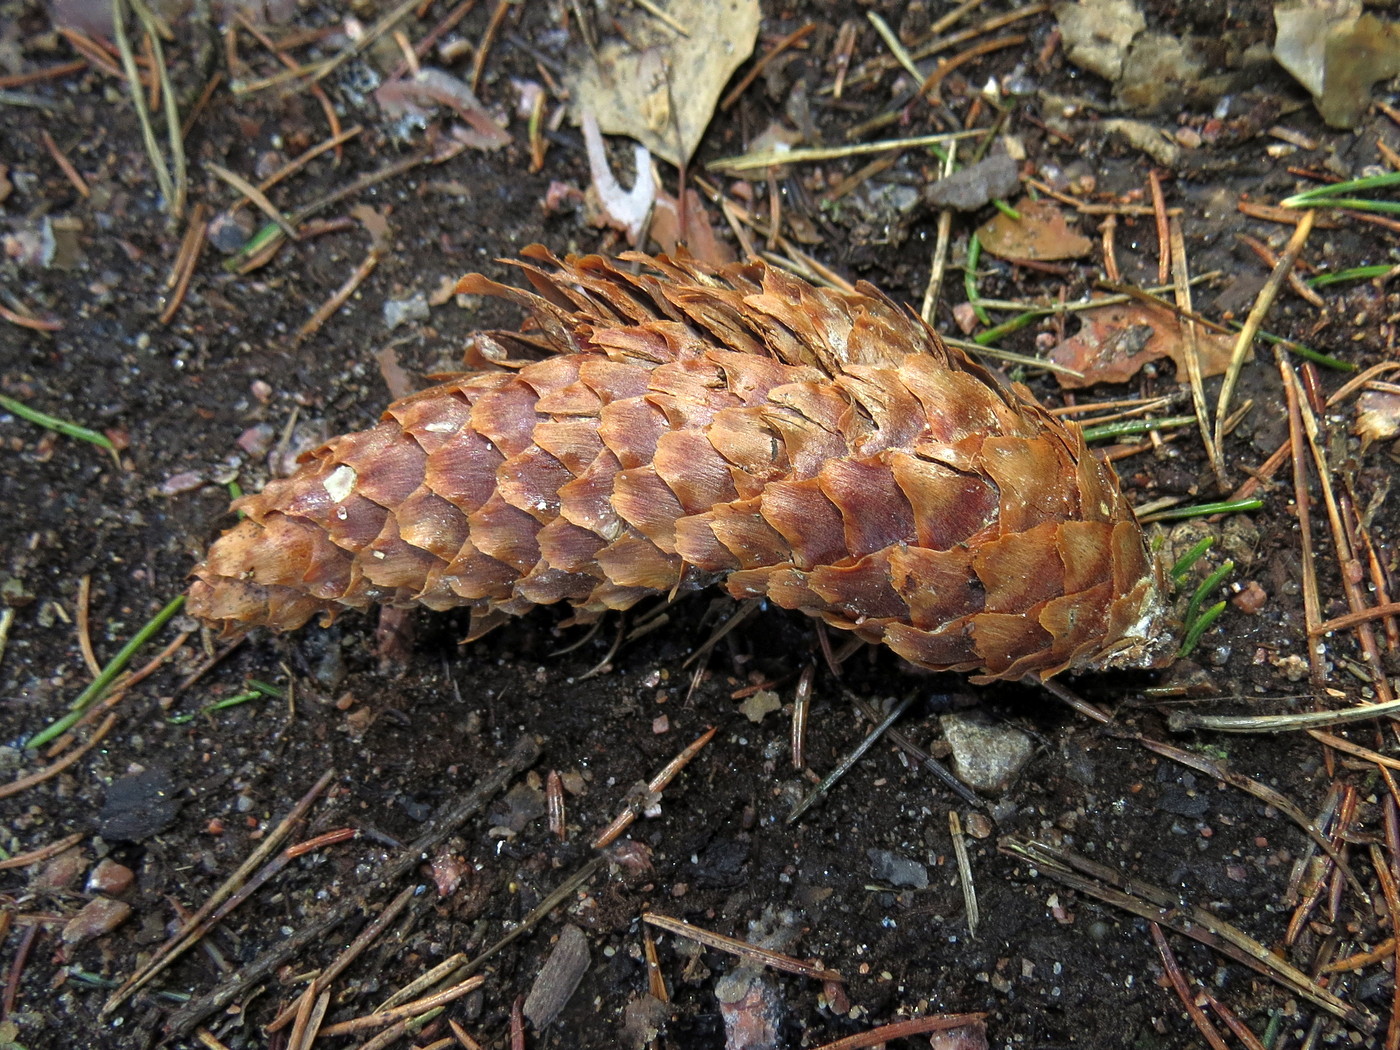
[1,0,1398,1047]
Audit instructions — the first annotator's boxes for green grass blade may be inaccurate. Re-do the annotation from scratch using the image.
[26,594,186,750]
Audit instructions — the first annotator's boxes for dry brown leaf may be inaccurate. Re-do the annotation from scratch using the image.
[1047,301,1237,389]
[976,198,1093,262]
[567,0,760,167]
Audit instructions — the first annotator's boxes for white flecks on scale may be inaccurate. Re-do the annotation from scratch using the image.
[323,464,358,503]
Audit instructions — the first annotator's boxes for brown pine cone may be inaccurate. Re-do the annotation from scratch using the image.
[188,247,1169,682]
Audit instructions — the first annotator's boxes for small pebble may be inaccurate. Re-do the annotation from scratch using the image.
[867,848,929,890]
[86,858,134,896]
[383,293,430,330]
[34,847,87,892]
[963,812,994,839]
[159,470,205,496]
[61,898,131,947]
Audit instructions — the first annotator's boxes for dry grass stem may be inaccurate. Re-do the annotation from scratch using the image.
[709,129,982,172]
[208,162,298,239]
[920,141,958,322]
[1215,210,1317,475]
[1167,696,1400,733]
[1169,214,1220,486]
[1309,730,1400,772]
[286,987,329,1050]
[643,913,843,981]
[318,976,485,1037]
[376,953,468,1013]
[950,810,979,935]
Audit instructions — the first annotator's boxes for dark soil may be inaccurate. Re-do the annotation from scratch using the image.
[1,1,1398,1048]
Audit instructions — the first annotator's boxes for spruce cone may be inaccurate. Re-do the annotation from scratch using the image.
[188,247,1168,682]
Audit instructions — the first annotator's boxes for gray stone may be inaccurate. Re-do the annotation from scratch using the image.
[940,711,1035,795]
[867,848,929,890]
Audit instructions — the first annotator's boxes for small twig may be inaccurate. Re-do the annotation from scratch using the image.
[810,1014,988,1050]
[2,925,40,1020]
[313,971,483,1037]
[75,574,101,680]
[0,831,85,870]
[849,693,982,807]
[160,202,209,325]
[166,737,541,1037]
[916,34,1025,103]
[1035,675,1113,724]
[39,130,90,197]
[459,855,606,978]
[788,695,914,823]
[104,769,337,1012]
[721,23,816,110]
[1150,923,1232,1050]
[643,913,842,982]
[593,725,718,848]
[292,248,381,345]
[470,0,512,95]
